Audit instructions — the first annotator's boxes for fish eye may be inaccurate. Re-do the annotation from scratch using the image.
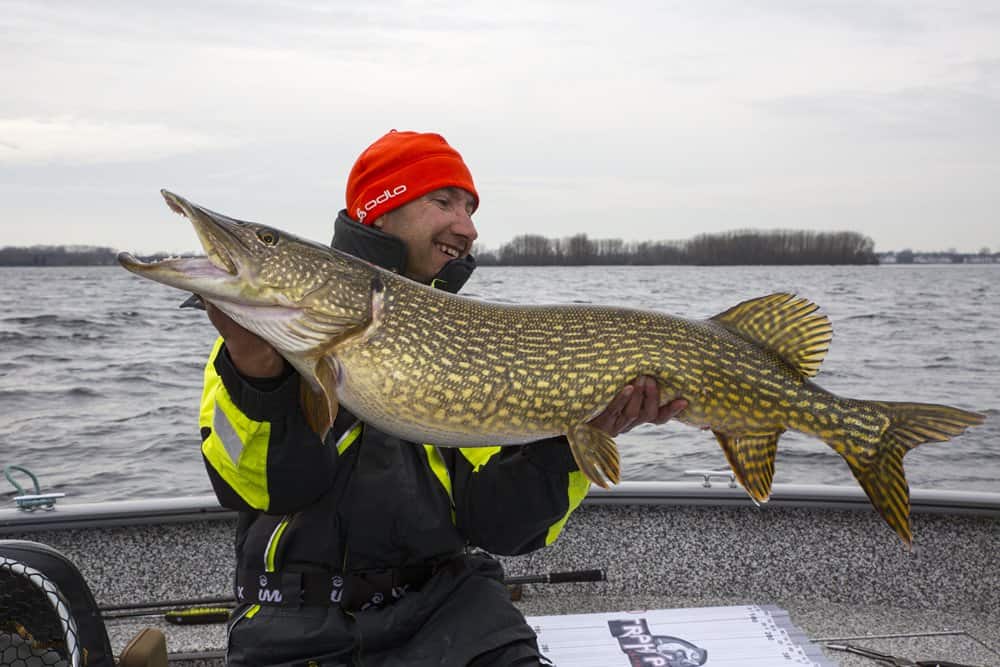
[257,229,279,246]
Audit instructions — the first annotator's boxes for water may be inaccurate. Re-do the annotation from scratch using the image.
[0,264,997,505]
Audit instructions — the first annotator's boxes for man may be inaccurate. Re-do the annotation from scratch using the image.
[200,130,687,666]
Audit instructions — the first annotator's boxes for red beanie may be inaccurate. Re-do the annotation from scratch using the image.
[345,130,479,225]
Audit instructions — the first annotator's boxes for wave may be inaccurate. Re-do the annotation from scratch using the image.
[0,386,102,400]
[13,354,74,363]
[0,331,44,344]
[3,314,104,327]
[105,404,191,425]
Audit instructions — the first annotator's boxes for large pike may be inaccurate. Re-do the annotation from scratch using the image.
[120,190,985,544]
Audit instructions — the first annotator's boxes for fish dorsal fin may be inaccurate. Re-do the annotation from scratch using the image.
[709,293,832,378]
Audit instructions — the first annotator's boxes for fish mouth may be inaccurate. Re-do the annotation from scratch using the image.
[160,189,241,276]
[116,190,261,304]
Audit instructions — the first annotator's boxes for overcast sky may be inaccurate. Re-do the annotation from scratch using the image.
[2,0,998,254]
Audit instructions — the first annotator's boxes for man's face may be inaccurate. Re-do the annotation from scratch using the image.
[375,187,478,283]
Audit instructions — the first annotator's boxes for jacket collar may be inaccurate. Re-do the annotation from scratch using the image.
[331,210,476,294]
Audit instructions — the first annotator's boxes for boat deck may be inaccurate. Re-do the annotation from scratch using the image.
[3,484,997,666]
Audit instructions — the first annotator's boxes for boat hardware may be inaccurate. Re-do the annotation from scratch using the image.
[684,469,737,488]
[3,465,65,511]
[824,641,982,666]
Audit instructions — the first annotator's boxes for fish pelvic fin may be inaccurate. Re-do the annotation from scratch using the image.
[837,401,985,546]
[566,423,621,488]
[299,357,341,440]
[710,293,832,378]
[712,430,783,503]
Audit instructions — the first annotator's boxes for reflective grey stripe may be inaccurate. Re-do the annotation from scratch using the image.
[264,517,289,569]
[334,420,362,454]
[213,407,244,465]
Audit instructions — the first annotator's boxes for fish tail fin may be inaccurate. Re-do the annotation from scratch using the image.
[832,401,985,546]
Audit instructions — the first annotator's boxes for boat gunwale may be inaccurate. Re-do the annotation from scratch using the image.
[3,482,998,533]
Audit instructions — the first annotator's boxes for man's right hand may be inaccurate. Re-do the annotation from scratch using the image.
[205,301,286,379]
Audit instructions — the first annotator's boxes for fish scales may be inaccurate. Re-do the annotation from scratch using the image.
[339,287,692,440]
[118,191,986,545]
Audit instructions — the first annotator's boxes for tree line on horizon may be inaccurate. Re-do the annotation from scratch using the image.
[475,229,879,266]
[0,230,902,267]
[0,245,121,266]
[0,245,199,266]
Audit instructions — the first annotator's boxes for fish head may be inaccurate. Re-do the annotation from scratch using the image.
[118,190,375,362]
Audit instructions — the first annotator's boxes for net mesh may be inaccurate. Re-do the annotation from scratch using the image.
[0,557,79,667]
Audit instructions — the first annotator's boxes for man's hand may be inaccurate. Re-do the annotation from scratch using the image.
[588,376,688,437]
[204,301,286,379]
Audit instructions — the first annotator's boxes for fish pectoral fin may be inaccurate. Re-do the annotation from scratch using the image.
[566,424,621,488]
[299,357,340,440]
[712,429,783,503]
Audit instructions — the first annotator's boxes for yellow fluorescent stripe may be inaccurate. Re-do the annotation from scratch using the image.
[234,518,287,625]
[201,389,272,509]
[545,470,591,546]
[199,337,272,510]
[266,517,290,571]
[199,337,226,428]
[458,446,503,472]
[424,445,455,522]
[337,422,363,455]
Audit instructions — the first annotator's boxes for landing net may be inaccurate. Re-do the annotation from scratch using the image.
[0,556,79,667]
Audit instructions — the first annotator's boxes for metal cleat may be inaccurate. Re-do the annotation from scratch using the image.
[4,465,65,511]
[684,469,737,488]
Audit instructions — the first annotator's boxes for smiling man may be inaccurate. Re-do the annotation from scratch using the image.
[346,131,480,284]
[371,185,477,282]
[200,130,687,666]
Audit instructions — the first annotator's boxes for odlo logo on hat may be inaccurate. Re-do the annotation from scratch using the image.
[356,185,408,223]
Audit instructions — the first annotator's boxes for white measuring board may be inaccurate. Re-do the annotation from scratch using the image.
[526,605,836,666]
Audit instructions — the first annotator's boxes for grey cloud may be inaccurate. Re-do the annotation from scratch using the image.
[758,85,1000,144]
[964,58,1000,94]
[735,0,1000,36]
[2,0,541,53]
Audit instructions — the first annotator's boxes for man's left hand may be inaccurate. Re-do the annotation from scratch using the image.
[588,376,688,437]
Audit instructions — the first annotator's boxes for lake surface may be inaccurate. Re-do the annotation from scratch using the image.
[0,264,997,505]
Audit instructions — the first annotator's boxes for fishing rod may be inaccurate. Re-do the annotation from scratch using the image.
[99,569,607,623]
[100,596,234,623]
[505,569,606,602]
[504,569,605,586]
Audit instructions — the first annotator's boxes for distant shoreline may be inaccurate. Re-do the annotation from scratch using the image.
[1,233,996,268]
[2,254,997,267]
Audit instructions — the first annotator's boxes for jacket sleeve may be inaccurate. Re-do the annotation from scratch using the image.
[199,338,345,514]
[445,438,591,556]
